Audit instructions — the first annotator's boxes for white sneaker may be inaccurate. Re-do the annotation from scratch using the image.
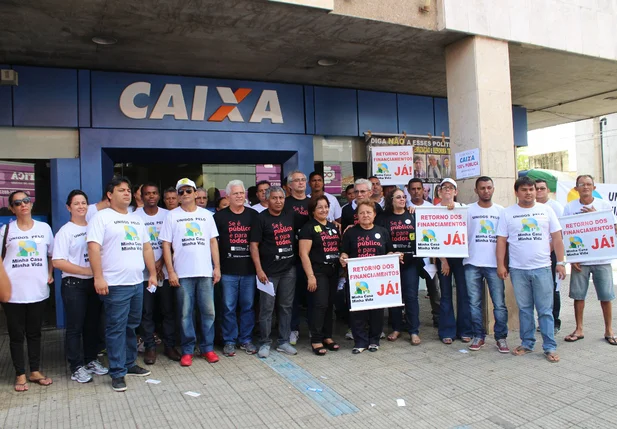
[380,332,386,339]
[290,330,299,346]
[345,329,354,340]
[71,366,93,383]
[258,344,270,359]
[276,343,298,355]
[86,359,109,375]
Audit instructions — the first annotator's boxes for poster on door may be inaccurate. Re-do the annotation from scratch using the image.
[560,210,617,263]
[0,161,36,209]
[255,164,281,187]
[415,206,469,257]
[346,254,403,311]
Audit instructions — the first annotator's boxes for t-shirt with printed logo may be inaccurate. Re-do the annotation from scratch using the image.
[299,218,340,265]
[376,211,416,264]
[214,206,258,276]
[341,224,392,259]
[134,207,169,280]
[496,203,561,270]
[284,195,310,233]
[250,209,295,276]
[1,220,54,303]
[463,202,504,268]
[159,206,219,278]
[52,221,92,279]
[87,208,148,286]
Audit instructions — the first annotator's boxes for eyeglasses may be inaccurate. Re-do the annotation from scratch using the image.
[291,178,307,183]
[12,197,31,207]
[441,186,455,191]
[577,183,593,187]
[354,189,369,194]
[177,189,194,196]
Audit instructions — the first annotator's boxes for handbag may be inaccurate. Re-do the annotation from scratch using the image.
[1,221,9,260]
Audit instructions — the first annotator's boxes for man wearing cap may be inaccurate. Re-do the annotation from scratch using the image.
[160,178,221,367]
[434,178,472,345]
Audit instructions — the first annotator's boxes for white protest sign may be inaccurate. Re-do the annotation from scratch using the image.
[415,206,469,258]
[455,148,480,180]
[371,146,414,186]
[560,210,617,263]
[346,254,402,311]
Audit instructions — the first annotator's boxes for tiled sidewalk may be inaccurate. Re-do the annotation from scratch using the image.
[0,279,615,428]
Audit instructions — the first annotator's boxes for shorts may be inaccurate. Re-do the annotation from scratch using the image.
[569,264,615,301]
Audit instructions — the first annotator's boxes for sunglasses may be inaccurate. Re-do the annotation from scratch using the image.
[12,197,31,207]
[177,189,194,196]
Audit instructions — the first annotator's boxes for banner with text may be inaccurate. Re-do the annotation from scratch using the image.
[370,146,414,186]
[415,206,469,258]
[557,180,617,217]
[455,148,480,180]
[560,210,617,263]
[347,254,403,311]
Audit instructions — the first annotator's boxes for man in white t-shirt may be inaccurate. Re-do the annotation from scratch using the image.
[86,194,110,223]
[535,178,565,334]
[251,180,270,213]
[463,176,508,353]
[308,172,342,222]
[87,176,158,392]
[496,177,566,363]
[160,178,221,367]
[562,174,616,345]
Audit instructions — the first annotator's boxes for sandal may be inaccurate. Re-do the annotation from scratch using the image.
[14,376,28,392]
[460,337,472,343]
[29,376,53,386]
[564,333,584,342]
[410,334,421,346]
[368,344,379,352]
[387,331,400,342]
[605,336,617,346]
[511,346,533,356]
[544,351,560,363]
[323,340,340,351]
[311,344,327,356]
[352,347,365,354]
[441,338,453,345]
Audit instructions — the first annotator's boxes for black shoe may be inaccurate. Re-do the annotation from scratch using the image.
[112,377,127,392]
[432,319,440,328]
[126,365,151,377]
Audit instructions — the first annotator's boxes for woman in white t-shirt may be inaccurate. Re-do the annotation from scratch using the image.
[52,190,108,384]
[0,190,54,392]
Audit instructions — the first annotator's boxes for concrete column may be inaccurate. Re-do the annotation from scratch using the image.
[445,36,519,332]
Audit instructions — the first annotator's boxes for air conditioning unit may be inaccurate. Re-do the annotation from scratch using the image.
[0,69,18,86]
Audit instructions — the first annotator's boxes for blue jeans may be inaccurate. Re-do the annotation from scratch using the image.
[464,265,508,340]
[100,284,143,379]
[389,263,421,335]
[510,267,557,353]
[221,274,256,345]
[177,277,215,355]
[437,258,472,340]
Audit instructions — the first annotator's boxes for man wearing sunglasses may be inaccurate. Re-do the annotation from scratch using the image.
[160,178,221,367]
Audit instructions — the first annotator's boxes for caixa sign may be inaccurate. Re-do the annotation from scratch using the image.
[91,71,306,133]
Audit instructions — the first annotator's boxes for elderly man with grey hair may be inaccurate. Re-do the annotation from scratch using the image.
[250,186,298,358]
[214,180,259,356]
[341,178,384,232]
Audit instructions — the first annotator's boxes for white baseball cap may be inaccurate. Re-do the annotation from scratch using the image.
[176,178,197,191]
[439,178,457,189]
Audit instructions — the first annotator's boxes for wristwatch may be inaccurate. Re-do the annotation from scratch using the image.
[556,261,566,267]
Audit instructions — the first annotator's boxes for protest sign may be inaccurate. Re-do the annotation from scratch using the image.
[346,254,402,311]
[415,206,469,258]
[560,210,617,263]
[370,146,414,186]
[455,148,480,180]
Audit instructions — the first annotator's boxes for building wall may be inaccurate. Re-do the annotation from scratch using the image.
[599,113,617,183]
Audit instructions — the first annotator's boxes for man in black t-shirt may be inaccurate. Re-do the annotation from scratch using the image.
[250,186,298,358]
[214,180,259,357]
[341,178,383,232]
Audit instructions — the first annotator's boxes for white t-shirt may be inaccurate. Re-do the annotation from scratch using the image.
[463,202,504,268]
[496,203,561,270]
[544,199,564,217]
[563,197,617,266]
[86,204,99,223]
[1,220,54,303]
[159,206,219,278]
[52,222,92,279]
[87,208,149,286]
[407,199,433,208]
[251,203,268,213]
[435,201,464,207]
[134,207,169,280]
[308,192,342,221]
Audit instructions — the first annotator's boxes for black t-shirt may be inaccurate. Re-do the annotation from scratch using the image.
[341,202,383,232]
[214,206,258,276]
[298,218,340,265]
[284,195,310,233]
[250,209,295,276]
[376,210,416,264]
[341,224,392,259]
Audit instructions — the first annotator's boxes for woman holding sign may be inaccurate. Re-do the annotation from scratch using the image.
[299,195,341,355]
[378,189,422,346]
[340,200,395,354]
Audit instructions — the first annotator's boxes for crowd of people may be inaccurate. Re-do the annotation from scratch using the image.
[0,170,615,393]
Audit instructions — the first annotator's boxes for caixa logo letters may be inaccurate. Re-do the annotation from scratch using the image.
[119,82,284,123]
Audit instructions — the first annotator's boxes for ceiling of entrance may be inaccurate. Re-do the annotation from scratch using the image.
[2,0,617,130]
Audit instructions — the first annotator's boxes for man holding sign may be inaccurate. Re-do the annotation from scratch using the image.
[562,175,616,346]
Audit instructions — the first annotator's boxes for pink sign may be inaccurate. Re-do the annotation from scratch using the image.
[0,162,36,208]
[256,164,281,187]
[324,164,341,195]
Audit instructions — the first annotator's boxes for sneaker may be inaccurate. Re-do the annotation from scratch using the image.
[468,338,485,351]
[554,326,561,335]
[368,344,379,352]
[258,344,270,359]
[112,376,127,392]
[276,343,298,355]
[223,344,236,357]
[202,351,220,363]
[126,365,151,377]
[289,330,299,346]
[71,366,93,384]
[137,336,145,353]
[496,339,510,354]
[380,332,386,339]
[345,329,354,340]
[180,354,193,366]
[240,342,257,355]
[85,359,109,375]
